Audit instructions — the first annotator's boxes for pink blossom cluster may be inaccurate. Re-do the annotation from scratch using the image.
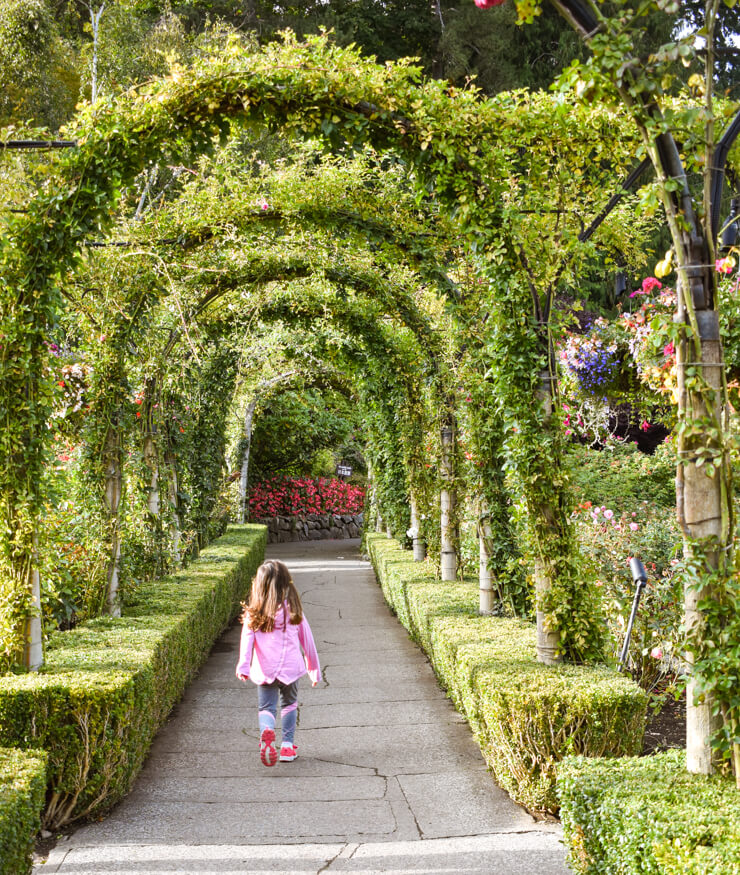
[629,276,662,298]
[587,504,641,531]
[715,256,735,275]
[249,477,366,518]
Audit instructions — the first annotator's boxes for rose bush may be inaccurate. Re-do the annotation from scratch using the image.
[574,500,682,695]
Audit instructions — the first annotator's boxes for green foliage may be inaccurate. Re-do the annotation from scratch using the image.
[487,274,607,661]
[0,0,77,128]
[568,439,677,512]
[518,0,740,765]
[558,750,740,875]
[0,747,46,875]
[0,30,649,671]
[250,387,360,480]
[439,1,586,94]
[366,533,647,813]
[0,525,265,828]
[78,5,194,100]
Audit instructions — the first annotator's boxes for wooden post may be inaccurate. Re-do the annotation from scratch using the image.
[440,420,457,581]
[535,368,562,664]
[22,534,43,670]
[165,450,182,567]
[479,511,494,614]
[103,420,123,618]
[239,397,258,524]
[679,308,725,773]
[410,492,426,561]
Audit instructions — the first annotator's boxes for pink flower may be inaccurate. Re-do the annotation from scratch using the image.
[629,277,663,298]
[629,522,639,531]
[474,0,505,7]
[715,256,735,275]
[663,341,675,357]
[640,420,650,432]
[603,509,614,520]
[650,646,663,660]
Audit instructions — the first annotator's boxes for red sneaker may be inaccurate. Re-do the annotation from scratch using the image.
[279,743,298,762]
[260,728,277,767]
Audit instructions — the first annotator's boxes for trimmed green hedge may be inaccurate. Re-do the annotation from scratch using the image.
[366,534,647,813]
[0,524,265,829]
[0,748,46,875]
[558,750,740,874]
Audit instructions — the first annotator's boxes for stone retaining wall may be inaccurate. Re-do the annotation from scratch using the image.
[258,513,364,544]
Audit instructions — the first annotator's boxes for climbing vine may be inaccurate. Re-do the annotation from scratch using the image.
[1,32,653,670]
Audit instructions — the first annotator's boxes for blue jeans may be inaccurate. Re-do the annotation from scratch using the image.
[258,680,299,745]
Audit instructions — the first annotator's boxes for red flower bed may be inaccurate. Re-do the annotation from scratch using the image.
[248,477,366,518]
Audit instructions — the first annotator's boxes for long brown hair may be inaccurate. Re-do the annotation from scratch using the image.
[241,559,303,632]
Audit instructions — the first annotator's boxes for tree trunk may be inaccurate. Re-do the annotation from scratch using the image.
[409,492,426,561]
[103,421,123,618]
[535,368,562,665]
[22,533,43,670]
[478,510,494,614]
[440,419,457,581]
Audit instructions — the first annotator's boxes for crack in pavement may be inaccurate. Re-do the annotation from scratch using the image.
[311,756,379,776]
[392,775,423,840]
[317,843,347,873]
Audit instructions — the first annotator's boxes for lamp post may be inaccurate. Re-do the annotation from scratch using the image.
[618,557,648,671]
[614,271,627,298]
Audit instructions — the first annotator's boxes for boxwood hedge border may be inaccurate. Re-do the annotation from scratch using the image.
[0,747,47,875]
[558,750,740,874]
[0,524,266,832]
[366,533,648,813]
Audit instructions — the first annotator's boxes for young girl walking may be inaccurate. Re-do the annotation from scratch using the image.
[236,559,321,767]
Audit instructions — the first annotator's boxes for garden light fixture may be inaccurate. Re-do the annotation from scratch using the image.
[614,271,627,298]
[720,196,739,252]
[618,558,648,672]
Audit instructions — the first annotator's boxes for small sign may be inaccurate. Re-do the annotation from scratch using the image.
[336,465,352,477]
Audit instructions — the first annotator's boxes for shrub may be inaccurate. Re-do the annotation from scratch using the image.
[366,534,647,813]
[0,524,265,829]
[558,750,740,874]
[568,439,676,513]
[0,748,46,875]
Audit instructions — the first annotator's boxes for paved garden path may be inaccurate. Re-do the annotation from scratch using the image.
[42,539,570,874]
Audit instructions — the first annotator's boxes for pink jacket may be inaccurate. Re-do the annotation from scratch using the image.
[236,603,321,686]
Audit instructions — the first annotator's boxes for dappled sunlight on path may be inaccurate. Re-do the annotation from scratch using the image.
[40,540,569,875]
